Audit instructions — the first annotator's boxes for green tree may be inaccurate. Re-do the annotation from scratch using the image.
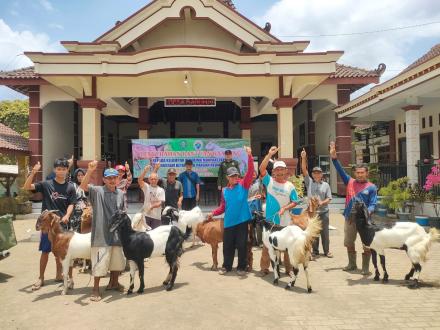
[0,100,29,138]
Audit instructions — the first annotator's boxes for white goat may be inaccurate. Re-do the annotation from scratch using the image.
[36,210,91,295]
[162,206,204,246]
[262,216,321,292]
[354,200,439,287]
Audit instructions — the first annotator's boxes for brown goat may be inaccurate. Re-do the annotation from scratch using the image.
[195,219,254,271]
[290,196,320,230]
[36,210,91,295]
[80,206,92,234]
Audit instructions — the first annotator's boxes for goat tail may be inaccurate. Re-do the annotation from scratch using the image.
[304,216,322,256]
[304,215,322,243]
[409,228,439,264]
[429,228,440,242]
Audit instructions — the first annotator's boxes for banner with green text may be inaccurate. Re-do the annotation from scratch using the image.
[132,139,249,178]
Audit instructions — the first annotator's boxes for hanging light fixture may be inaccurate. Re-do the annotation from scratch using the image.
[184,74,188,84]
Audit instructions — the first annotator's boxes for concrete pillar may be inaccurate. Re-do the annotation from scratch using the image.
[240,97,251,143]
[77,98,106,185]
[28,86,42,181]
[403,105,422,184]
[272,98,297,158]
[307,100,316,163]
[138,97,151,139]
[388,120,397,162]
[335,88,353,195]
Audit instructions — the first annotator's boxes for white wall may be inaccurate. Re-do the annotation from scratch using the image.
[42,102,74,178]
[395,102,440,160]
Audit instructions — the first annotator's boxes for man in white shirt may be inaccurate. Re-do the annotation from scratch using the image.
[138,165,165,229]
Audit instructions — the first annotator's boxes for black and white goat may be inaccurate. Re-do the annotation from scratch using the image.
[354,200,439,287]
[262,216,321,292]
[109,210,185,293]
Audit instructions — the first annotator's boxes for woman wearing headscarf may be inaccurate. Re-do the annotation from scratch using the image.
[70,168,89,232]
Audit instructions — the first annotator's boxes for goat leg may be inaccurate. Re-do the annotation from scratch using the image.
[303,263,312,293]
[285,267,299,290]
[371,250,380,281]
[166,261,179,291]
[379,255,388,283]
[61,259,69,295]
[211,243,218,271]
[409,263,422,289]
[163,265,172,286]
[405,266,415,281]
[127,260,137,295]
[136,260,145,294]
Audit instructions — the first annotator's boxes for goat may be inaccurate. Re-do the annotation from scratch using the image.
[290,196,319,230]
[353,200,439,288]
[264,216,321,292]
[78,206,92,273]
[36,210,91,295]
[162,206,204,246]
[195,219,224,270]
[109,210,185,294]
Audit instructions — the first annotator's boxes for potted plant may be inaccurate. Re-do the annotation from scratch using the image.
[379,177,412,221]
[410,184,429,226]
[423,160,440,228]
[14,188,32,214]
[288,174,305,215]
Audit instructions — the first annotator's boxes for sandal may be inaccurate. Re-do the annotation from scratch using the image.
[325,252,334,258]
[31,279,44,291]
[90,294,102,302]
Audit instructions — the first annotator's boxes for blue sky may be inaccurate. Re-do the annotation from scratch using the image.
[1,0,439,100]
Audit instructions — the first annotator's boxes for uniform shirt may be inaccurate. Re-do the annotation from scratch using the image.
[142,184,165,220]
[178,170,201,199]
[262,174,299,226]
[304,175,332,213]
[217,159,241,188]
[332,159,377,219]
[212,154,254,228]
[88,185,126,247]
[162,180,183,208]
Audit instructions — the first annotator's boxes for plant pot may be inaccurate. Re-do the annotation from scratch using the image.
[396,212,411,221]
[16,201,32,215]
[429,217,440,229]
[415,216,429,226]
[376,208,387,217]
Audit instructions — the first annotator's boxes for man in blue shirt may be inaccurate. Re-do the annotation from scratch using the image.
[178,159,201,210]
[330,142,377,274]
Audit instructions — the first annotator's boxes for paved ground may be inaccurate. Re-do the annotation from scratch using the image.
[1,214,439,330]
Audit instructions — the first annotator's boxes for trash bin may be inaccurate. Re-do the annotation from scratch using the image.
[0,214,17,253]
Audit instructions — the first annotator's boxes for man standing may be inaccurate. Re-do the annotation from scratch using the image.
[300,148,333,258]
[80,162,126,302]
[163,168,183,210]
[207,146,254,276]
[329,141,377,274]
[138,166,166,229]
[178,159,200,210]
[24,158,76,291]
[217,150,240,204]
[258,146,299,277]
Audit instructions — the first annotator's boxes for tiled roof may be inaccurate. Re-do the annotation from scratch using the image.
[330,63,385,79]
[219,0,235,9]
[0,66,40,80]
[0,123,29,153]
[401,43,440,73]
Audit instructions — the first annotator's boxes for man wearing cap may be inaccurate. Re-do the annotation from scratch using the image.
[138,165,166,229]
[207,146,254,276]
[300,149,333,259]
[178,159,201,211]
[163,168,183,210]
[115,161,132,210]
[217,150,241,204]
[258,146,299,277]
[80,162,126,302]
